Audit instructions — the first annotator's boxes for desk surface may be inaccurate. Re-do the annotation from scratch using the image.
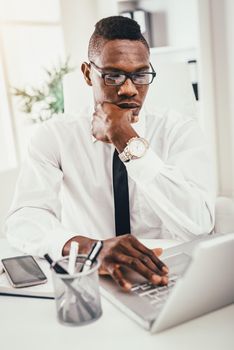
[0,239,233,350]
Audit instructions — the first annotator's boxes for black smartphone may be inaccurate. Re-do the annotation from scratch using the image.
[1,255,47,288]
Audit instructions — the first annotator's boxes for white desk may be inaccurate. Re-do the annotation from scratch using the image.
[0,239,233,350]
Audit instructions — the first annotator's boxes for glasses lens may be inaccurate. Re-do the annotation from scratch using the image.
[104,74,126,85]
[132,73,153,85]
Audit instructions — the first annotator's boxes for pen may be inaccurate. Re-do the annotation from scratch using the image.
[68,241,79,275]
[65,242,79,317]
[44,254,68,274]
[80,240,103,272]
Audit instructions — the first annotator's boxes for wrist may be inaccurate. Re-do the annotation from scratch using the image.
[108,123,138,153]
[62,235,97,256]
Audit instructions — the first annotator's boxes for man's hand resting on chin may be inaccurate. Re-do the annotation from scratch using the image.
[91,102,139,151]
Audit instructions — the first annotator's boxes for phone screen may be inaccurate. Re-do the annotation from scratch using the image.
[2,255,47,287]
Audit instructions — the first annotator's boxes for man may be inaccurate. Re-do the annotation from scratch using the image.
[5,16,215,290]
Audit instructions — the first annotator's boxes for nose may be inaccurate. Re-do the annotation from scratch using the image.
[117,78,138,97]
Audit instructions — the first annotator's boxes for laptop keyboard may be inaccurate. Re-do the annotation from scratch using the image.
[130,273,179,308]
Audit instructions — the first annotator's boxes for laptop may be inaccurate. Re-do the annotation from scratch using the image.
[100,233,234,333]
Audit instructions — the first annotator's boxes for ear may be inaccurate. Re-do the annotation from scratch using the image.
[81,62,92,86]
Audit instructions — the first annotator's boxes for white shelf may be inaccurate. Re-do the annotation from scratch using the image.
[150,46,197,64]
[150,46,196,54]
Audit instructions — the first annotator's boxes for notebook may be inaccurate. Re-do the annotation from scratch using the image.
[0,258,54,299]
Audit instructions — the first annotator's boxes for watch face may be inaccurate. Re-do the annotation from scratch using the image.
[129,139,147,157]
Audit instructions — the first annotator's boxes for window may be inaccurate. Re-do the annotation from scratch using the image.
[0,0,65,167]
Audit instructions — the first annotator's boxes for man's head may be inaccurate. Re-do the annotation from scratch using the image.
[81,16,155,117]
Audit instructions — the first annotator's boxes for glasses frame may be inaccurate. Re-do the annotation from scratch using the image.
[89,61,156,86]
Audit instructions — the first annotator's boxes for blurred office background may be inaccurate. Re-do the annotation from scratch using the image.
[0,0,233,233]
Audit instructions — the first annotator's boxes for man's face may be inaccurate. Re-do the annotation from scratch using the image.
[82,39,151,117]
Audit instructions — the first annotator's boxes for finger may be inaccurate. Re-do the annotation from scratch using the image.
[113,254,163,285]
[116,239,165,276]
[107,263,132,291]
[101,101,117,113]
[131,238,169,274]
[94,104,100,114]
[152,247,163,256]
[95,102,102,109]
[128,250,165,276]
[116,238,166,276]
[161,276,169,285]
[131,115,139,123]
[98,265,109,275]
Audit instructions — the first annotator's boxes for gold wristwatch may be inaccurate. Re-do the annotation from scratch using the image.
[118,137,149,162]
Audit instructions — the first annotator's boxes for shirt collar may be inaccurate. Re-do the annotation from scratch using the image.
[91,107,146,143]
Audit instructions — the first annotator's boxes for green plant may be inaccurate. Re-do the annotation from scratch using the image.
[12,58,75,123]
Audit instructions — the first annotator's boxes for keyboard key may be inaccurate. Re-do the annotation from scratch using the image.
[138,289,159,297]
[131,273,179,305]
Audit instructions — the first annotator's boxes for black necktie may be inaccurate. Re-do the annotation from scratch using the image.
[112,149,131,236]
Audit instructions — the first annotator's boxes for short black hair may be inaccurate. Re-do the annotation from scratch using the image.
[88,16,149,61]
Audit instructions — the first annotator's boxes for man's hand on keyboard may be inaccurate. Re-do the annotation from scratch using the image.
[98,235,169,291]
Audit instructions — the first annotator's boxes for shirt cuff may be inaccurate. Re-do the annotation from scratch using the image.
[125,148,164,184]
[45,230,78,261]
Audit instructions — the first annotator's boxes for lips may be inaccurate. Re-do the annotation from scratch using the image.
[117,103,140,109]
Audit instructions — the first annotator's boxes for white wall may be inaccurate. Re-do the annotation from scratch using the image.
[96,0,118,19]
[208,0,234,196]
[0,54,17,171]
[226,0,234,197]
[60,0,118,68]
[60,0,98,68]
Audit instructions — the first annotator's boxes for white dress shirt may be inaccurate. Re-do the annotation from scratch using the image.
[5,106,215,259]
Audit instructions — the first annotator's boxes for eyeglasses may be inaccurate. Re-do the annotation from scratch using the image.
[90,61,156,86]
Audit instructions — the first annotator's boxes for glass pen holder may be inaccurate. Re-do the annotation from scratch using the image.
[51,255,102,326]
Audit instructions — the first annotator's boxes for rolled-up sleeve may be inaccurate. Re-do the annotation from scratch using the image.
[5,123,76,259]
[126,117,215,241]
